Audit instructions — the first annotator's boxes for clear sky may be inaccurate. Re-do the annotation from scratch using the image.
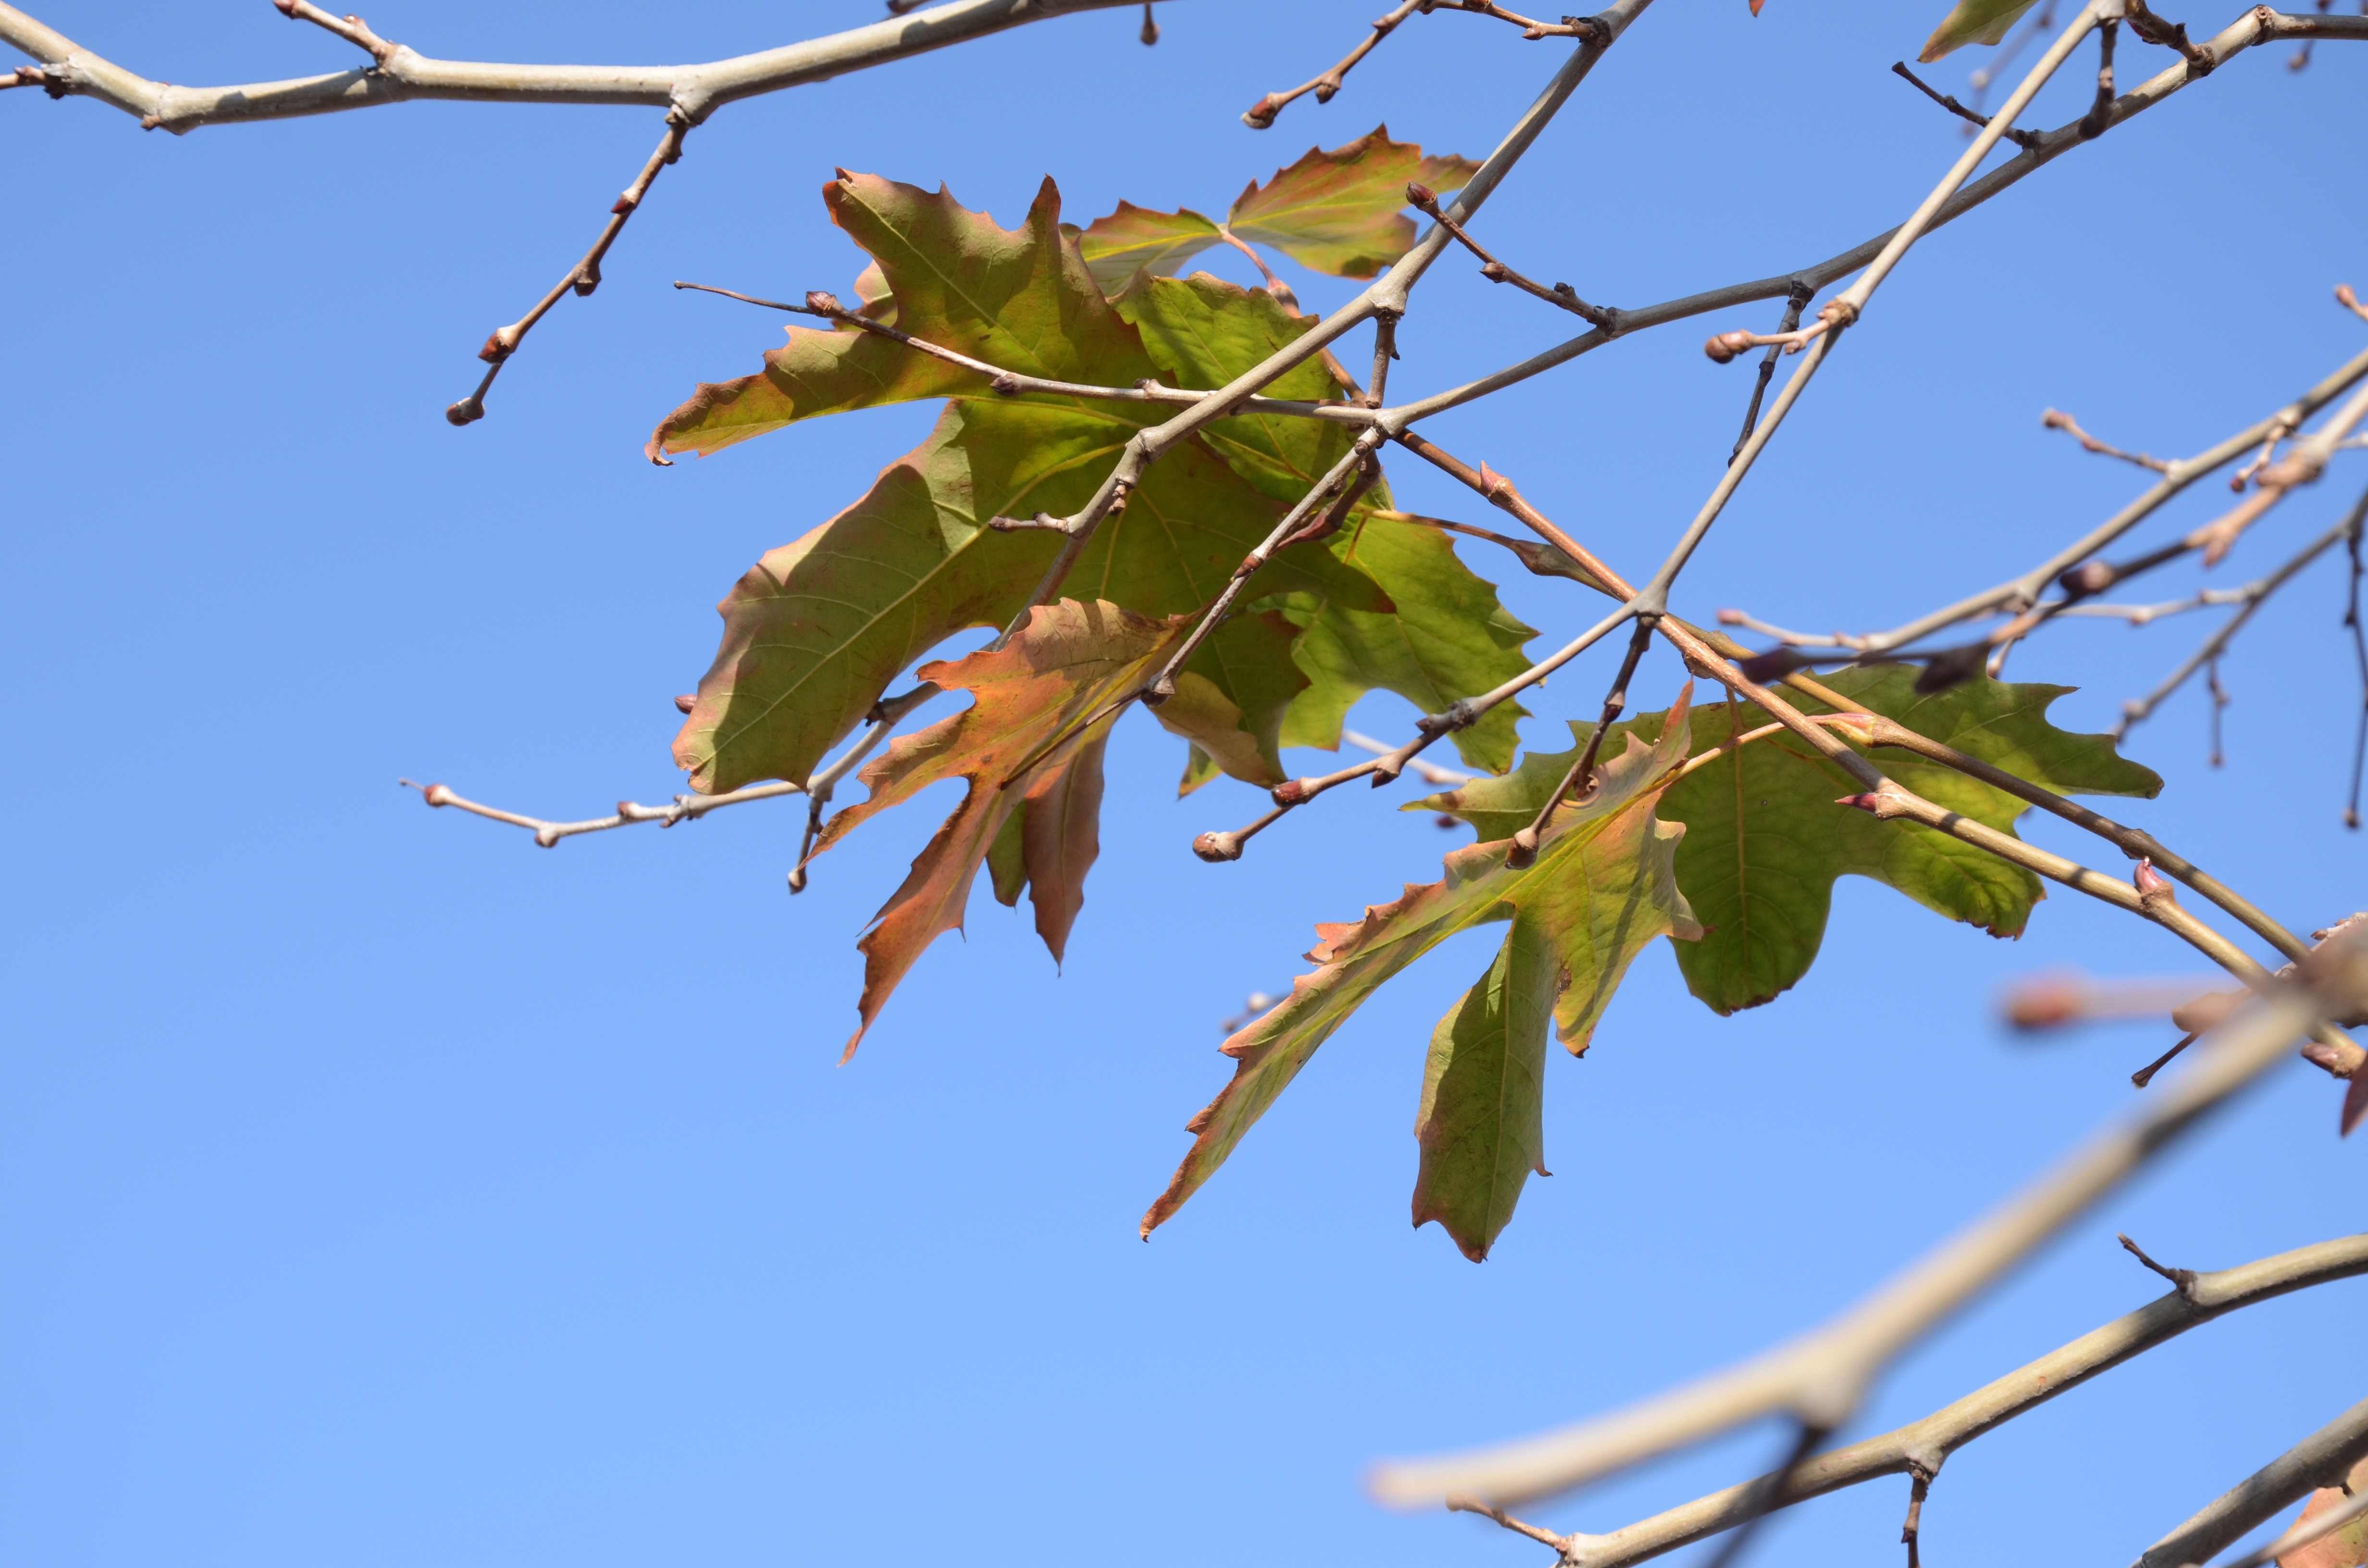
[4,3,2364,1565]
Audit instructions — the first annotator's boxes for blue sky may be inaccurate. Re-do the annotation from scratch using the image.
[4,3,2365,1565]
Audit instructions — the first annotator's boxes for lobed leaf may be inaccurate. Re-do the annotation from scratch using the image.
[1143,687,1702,1255]
[1419,667,2161,1015]
[654,175,1382,794]
[1226,126,1481,281]
[811,599,1268,1055]
[1070,202,1224,295]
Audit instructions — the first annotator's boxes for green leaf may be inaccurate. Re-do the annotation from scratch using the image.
[1143,687,1702,1251]
[1411,912,1555,1262]
[654,175,1386,794]
[1226,126,1481,280]
[1277,512,1537,775]
[1112,274,1536,773]
[1071,201,1225,295]
[1418,667,2162,1015]
[1919,0,2041,61]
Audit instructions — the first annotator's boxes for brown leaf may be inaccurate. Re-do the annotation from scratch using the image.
[810,599,1188,1057]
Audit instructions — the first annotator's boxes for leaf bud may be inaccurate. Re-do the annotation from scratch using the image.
[2059,559,2117,597]
[1834,788,1912,820]
[477,325,519,364]
[420,783,453,807]
[2133,856,2177,904]
[990,371,1022,395]
[1270,778,1313,807]
[1703,330,1755,365]
[1404,181,1438,212]
[1242,95,1281,129]
[444,396,484,426]
[1505,826,1542,870]
[804,291,844,315]
[1193,830,1245,863]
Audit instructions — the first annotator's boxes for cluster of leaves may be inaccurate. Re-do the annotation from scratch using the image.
[651,129,1535,1059]
[651,126,2158,1262]
[1146,667,2156,1258]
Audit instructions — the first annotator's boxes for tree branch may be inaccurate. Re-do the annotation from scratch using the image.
[0,0,1147,132]
[1368,948,2366,1508]
[2135,1395,2368,1568]
[1469,1234,2368,1568]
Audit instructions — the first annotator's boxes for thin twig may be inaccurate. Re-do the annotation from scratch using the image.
[449,114,688,425]
[1888,59,2045,149]
[1405,181,1619,329]
[1241,0,1426,128]
[2043,407,2172,471]
[2115,502,2363,741]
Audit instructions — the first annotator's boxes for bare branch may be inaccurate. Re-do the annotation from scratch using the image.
[1241,0,1425,129]
[2136,1396,2368,1568]
[400,775,802,848]
[0,0,1147,132]
[1368,953,2366,1509]
[449,113,687,425]
[2044,406,2173,471]
[2208,1477,2368,1568]
[2115,500,2364,741]
[1887,59,2044,149]
[1476,1233,2368,1568]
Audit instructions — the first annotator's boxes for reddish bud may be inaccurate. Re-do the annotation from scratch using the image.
[1242,95,1281,127]
[804,291,843,315]
[1193,830,1244,863]
[421,784,453,808]
[2134,857,2177,903]
[2004,977,2084,1030]
[1270,778,1312,807]
[1715,608,1746,625]
[1505,826,1542,870]
[674,694,697,715]
[1405,181,1437,211]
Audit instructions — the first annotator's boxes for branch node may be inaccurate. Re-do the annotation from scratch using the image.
[2118,1231,2201,1298]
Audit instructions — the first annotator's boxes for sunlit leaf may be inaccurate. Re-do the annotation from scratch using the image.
[653,174,1383,793]
[1143,688,1702,1253]
[1071,201,1225,294]
[1226,126,1481,280]
[1419,667,2161,1014]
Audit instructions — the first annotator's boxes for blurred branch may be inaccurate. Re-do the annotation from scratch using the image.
[1369,964,2359,1508]
[1458,1234,2368,1568]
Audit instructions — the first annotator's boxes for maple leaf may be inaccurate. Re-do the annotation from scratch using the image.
[1419,667,2162,1015]
[810,599,1271,1056]
[1142,686,1702,1257]
[1070,126,1480,293]
[1228,126,1482,281]
[649,173,1384,794]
